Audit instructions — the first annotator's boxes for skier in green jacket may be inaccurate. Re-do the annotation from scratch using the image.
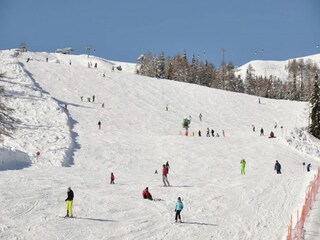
[240,158,246,175]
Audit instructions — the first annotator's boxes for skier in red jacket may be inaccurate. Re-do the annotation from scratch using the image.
[162,164,170,186]
[142,187,153,200]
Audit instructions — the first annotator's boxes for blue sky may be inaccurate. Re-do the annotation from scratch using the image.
[1,0,319,67]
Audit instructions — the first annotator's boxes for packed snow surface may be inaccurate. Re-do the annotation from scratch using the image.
[0,50,319,240]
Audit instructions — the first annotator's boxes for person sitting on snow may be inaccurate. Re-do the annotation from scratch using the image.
[142,187,153,200]
[269,131,276,138]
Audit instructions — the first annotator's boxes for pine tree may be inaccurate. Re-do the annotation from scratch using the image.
[182,118,191,136]
[309,74,320,138]
[0,85,20,137]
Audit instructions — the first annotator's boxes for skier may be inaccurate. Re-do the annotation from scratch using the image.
[64,104,67,110]
[162,164,170,186]
[260,127,264,136]
[94,63,97,68]
[87,97,91,102]
[101,103,104,108]
[206,128,210,137]
[110,172,115,184]
[175,197,184,223]
[92,95,95,102]
[198,130,201,137]
[222,129,225,137]
[98,121,101,130]
[46,57,48,62]
[274,122,277,129]
[103,72,105,77]
[307,163,312,172]
[258,98,261,104]
[166,104,168,111]
[142,187,153,200]
[240,158,246,175]
[211,129,215,137]
[69,60,72,65]
[274,160,281,174]
[65,187,74,217]
[199,113,202,122]
[112,66,115,71]
[252,124,255,132]
[80,96,83,101]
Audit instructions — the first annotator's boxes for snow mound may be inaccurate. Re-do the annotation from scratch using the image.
[0,147,31,170]
[285,128,320,158]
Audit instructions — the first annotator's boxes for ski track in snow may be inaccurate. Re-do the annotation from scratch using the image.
[0,50,320,239]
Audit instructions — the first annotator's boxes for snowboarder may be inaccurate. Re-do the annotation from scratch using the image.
[162,164,170,186]
[110,172,115,184]
[211,129,215,137]
[198,130,201,137]
[307,163,311,172]
[175,197,184,223]
[206,128,210,137]
[142,187,153,200]
[98,121,101,130]
[260,127,264,136]
[65,187,74,217]
[92,95,95,102]
[240,158,246,175]
[274,160,281,174]
[199,113,202,122]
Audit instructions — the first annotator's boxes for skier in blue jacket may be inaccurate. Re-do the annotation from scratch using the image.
[175,197,184,222]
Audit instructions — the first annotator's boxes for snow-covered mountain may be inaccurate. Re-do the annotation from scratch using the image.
[236,53,320,80]
[0,49,319,240]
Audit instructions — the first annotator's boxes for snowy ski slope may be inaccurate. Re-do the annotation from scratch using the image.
[0,49,319,240]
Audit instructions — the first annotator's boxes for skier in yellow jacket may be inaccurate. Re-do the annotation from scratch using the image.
[240,158,246,175]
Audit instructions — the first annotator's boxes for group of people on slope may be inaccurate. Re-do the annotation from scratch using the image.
[240,158,283,175]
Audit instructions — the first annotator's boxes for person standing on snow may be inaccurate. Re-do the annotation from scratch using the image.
[274,160,281,174]
[98,121,101,130]
[92,95,95,102]
[206,128,210,137]
[162,164,170,186]
[199,113,202,122]
[175,197,184,222]
[240,158,246,175]
[198,130,201,137]
[211,129,215,137]
[142,187,153,200]
[110,172,115,184]
[307,163,312,172]
[65,187,74,217]
[260,127,264,136]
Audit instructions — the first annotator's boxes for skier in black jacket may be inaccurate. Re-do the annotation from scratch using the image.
[65,187,74,217]
[274,160,281,174]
